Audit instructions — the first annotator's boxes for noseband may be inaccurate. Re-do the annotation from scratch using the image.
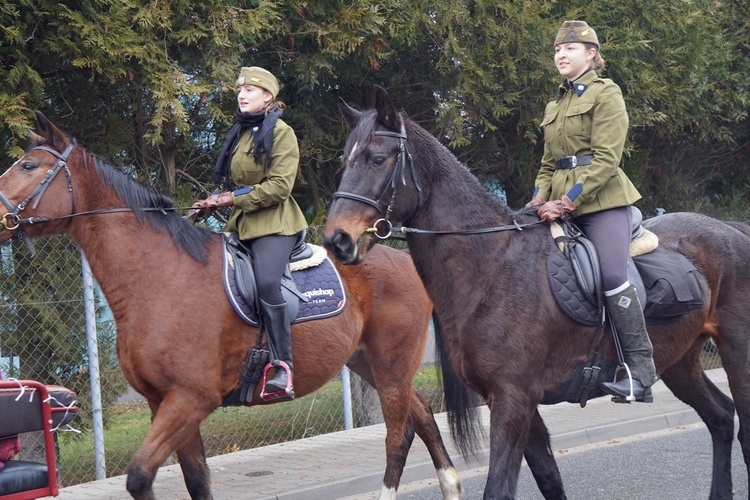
[0,144,76,248]
[332,125,421,239]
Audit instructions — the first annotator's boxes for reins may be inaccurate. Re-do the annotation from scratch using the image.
[0,144,192,235]
[364,217,546,240]
[334,123,546,240]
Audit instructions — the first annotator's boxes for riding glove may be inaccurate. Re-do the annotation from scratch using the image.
[524,196,546,209]
[187,191,233,220]
[537,195,576,224]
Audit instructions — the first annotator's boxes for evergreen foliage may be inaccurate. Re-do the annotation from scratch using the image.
[0,0,748,215]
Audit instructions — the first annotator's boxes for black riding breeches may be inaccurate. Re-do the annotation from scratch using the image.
[246,233,299,305]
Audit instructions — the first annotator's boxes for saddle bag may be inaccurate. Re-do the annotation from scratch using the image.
[632,247,704,323]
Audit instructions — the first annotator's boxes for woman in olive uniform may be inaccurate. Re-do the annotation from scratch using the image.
[526,21,656,403]
[191,66,307,400]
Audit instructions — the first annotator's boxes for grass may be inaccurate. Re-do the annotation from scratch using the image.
[55,366,444,487]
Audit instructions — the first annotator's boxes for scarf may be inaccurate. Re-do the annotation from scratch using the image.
[213,108,283,187]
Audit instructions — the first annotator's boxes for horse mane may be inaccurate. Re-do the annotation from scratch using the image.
[88,153,215,263]
[403,117,520,221]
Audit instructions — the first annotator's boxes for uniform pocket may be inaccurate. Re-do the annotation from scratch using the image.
[564,101,594,137]
[540,109,559,144]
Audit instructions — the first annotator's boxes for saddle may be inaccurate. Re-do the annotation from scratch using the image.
[545,208,704,407]
[220,231,347,406]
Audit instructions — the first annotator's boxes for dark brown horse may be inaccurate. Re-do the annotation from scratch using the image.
[0,112,470,500]
[323,85,750,500]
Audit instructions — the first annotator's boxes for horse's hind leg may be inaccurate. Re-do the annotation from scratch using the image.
[409,390,461,499]
[524,409,566,499]
[660,342,735,500]
[175,428,212,500]
[125,394,215,500]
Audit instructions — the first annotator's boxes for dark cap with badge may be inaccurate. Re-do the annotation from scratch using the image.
[554,20,599,48]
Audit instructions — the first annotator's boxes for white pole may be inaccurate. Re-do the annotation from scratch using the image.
[81,252,106,479]
[341,366,353,430]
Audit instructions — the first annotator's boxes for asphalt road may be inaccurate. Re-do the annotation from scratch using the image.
[343,422,748,499]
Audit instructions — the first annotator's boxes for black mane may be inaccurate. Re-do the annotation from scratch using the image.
[90,154,215,263]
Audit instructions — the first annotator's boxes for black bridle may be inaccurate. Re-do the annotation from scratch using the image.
[332,123,544,239]
[332,125,421,239]
[0,143,77,231]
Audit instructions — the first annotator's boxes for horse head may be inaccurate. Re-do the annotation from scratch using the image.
[324,86,421,264]
[0,112,79,245]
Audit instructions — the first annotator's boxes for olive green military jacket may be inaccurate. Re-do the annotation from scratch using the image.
[224,118,308,240]
[534,70,641,216]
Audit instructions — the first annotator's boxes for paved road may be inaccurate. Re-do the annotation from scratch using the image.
[344,423,748,499]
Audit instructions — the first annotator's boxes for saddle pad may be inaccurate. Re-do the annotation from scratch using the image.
[547,239,600,326]
[223,245,347,327]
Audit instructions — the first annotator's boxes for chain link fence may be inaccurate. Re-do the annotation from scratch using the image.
[0,233,445,487]
[0,233,720,488]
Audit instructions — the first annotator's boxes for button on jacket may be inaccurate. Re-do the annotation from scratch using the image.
[534,70,641,215]
[225,118,308,240]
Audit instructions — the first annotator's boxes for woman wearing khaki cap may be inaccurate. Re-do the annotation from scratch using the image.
[191,66,307,401]
[525,21,656,403]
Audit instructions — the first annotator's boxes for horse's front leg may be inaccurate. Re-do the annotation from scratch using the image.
[125,393,215,500]
[175,427,213,500]
[524,408,566,499]
[484,387,537,500]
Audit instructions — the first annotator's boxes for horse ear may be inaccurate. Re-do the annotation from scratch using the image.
[33,111,69,149]
[338,97,362,129]
[27,131,46,149]
[374,85,401,132]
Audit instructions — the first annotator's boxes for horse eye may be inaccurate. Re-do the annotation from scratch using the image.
[372,156,387,167]
[18,161,36,172]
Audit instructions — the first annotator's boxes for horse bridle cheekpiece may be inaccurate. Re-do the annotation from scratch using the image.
[332,124,421,239]
[0,143,76,246]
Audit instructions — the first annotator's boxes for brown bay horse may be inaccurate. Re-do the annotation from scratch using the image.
[323,85,750,500]
[0,112,471,500]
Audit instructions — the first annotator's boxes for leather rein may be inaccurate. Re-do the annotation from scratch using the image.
[332,125,544,239]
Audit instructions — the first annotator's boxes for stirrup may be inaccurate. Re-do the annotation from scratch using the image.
[260,360,295,402]
[604,364,653,404]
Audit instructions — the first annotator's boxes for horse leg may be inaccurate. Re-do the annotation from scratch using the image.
[524,409,566,499]
[409,390,462,499]
[125,393,215,500]
[174,427,212,500]
[660,340,735,500]
[347,356,417,500]
[484,387,536,500]
[715,326,750,500]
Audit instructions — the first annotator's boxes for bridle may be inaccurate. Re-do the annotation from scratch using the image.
[332,122,544,239]
[0,144,76,250]
[332,124,421,239]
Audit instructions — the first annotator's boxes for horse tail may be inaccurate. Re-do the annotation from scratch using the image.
[433,312,483,459]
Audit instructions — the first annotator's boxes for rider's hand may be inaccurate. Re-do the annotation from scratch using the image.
[185,192,232,221]
[524,196,546,209]
[537,195,575,224]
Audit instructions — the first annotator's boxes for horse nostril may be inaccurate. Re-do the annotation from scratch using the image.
[324,229,356,263]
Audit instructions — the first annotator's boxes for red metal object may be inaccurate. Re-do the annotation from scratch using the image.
[0,380,78,500]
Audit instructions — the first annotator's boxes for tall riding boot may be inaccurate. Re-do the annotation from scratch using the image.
[600,284,657,403]
[260,299,295,400]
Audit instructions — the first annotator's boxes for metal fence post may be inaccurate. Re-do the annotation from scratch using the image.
[341,366,353,430]
[82,252,106,479]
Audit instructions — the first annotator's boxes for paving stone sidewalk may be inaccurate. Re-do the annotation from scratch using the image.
[46,369,728,499]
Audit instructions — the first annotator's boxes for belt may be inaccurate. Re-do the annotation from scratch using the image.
[554,155,593,170]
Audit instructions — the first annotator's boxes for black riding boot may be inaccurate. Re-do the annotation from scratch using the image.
[600,285,656,403]
[260,299,295,400]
